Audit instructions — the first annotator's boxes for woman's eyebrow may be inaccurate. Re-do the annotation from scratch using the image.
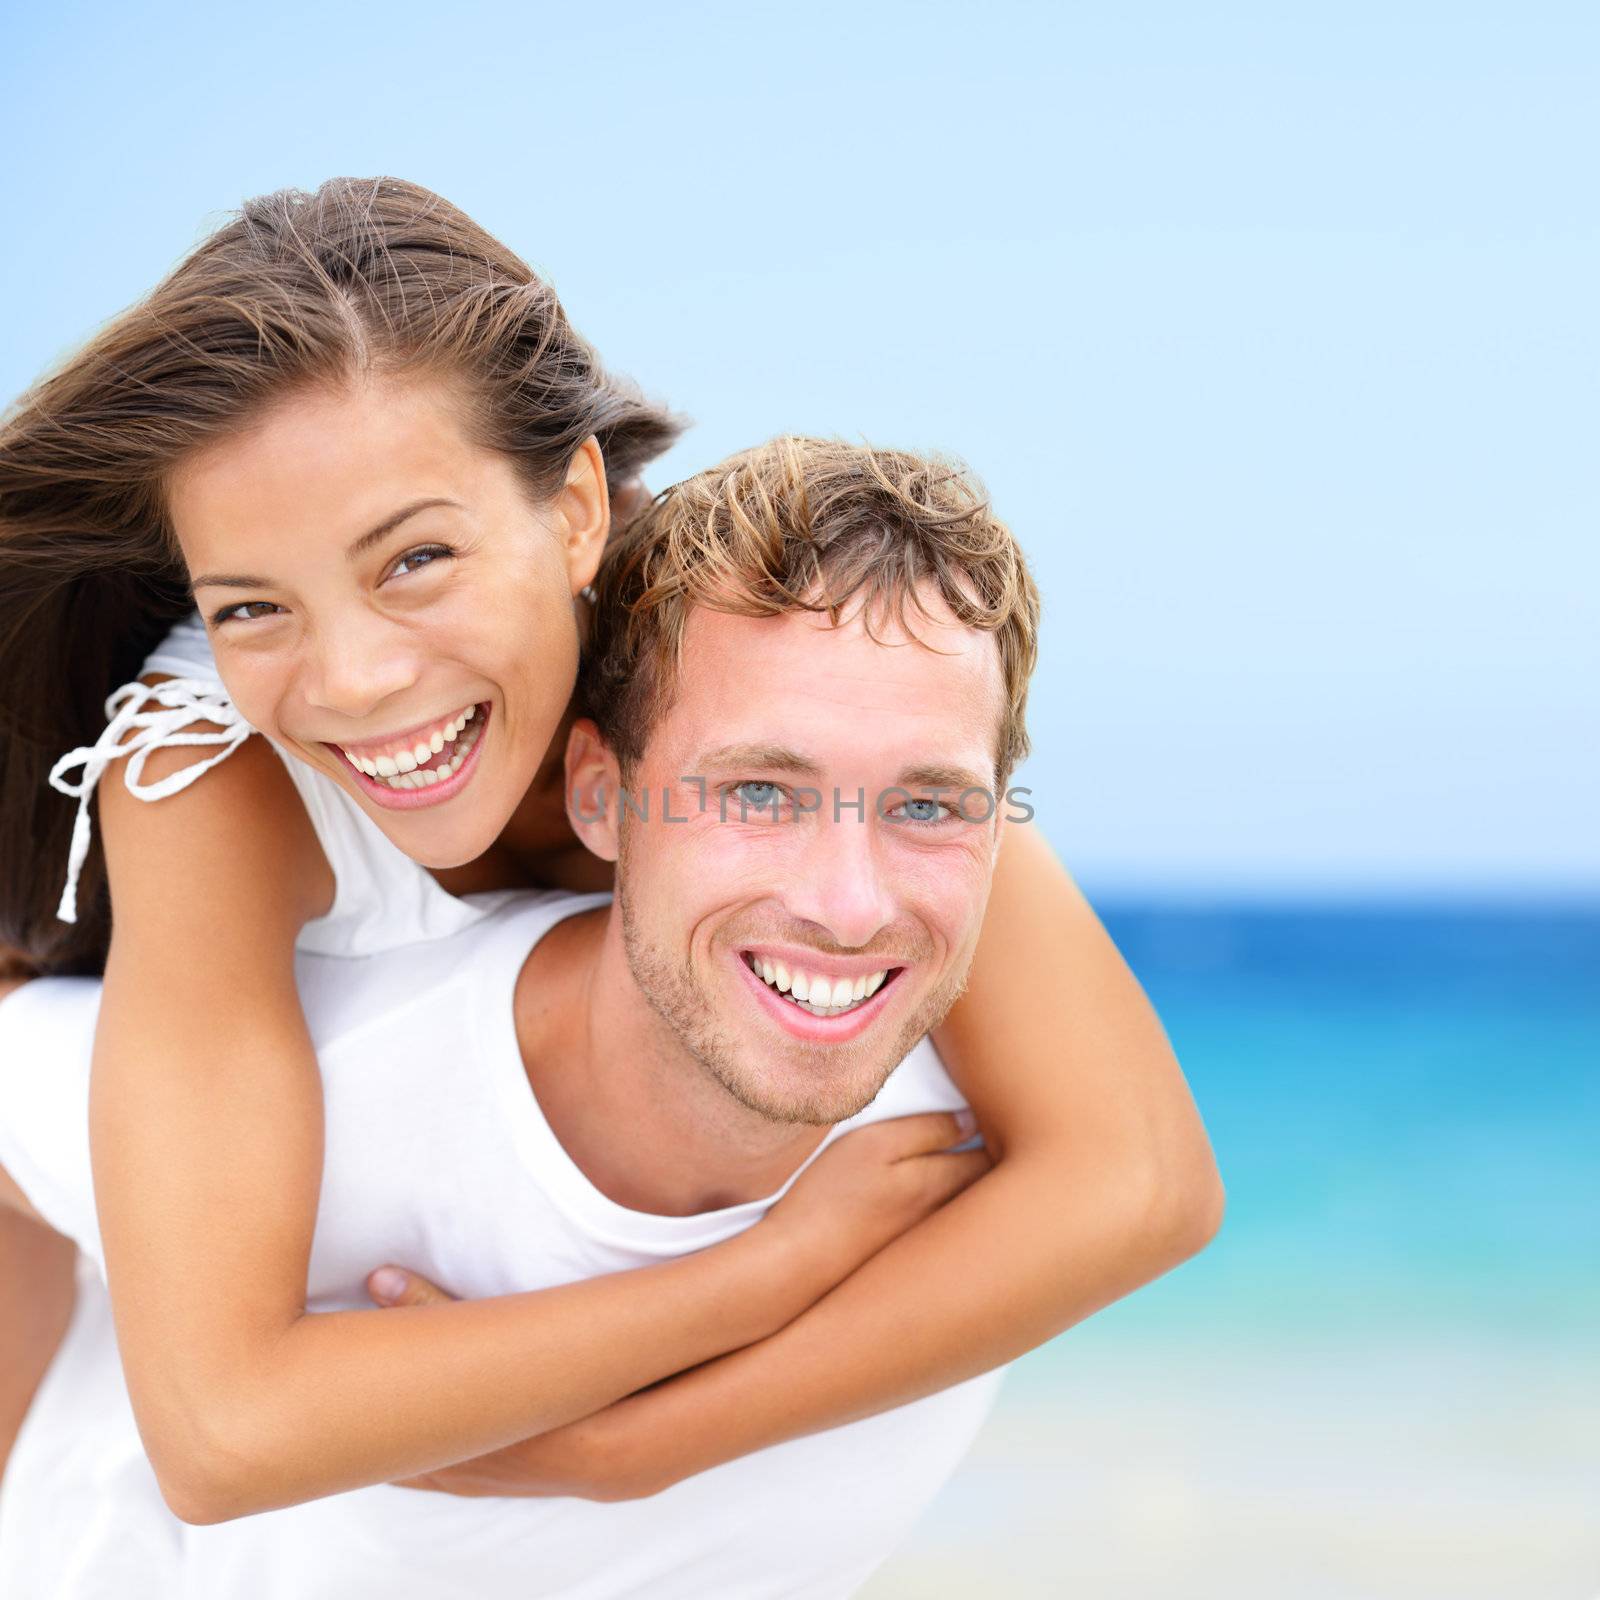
[189,498,464,594]
[343,497,462,560]
[189,570,271,595]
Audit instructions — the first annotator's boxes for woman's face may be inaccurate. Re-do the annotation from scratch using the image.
[166,372,609,869]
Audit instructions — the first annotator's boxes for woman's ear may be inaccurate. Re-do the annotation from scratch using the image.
[564,716,622,863]
[558,436,611,595]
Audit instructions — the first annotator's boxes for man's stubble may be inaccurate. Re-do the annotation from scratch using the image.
[615,823,968,1127]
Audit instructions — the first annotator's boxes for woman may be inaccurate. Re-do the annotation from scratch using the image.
[0,177,1221,1524]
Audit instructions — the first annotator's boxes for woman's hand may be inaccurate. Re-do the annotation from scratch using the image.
[364,1268,657,1502]
[759,1112,990,1297]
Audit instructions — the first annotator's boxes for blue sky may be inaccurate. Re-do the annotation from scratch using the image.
[4,2,1594,897]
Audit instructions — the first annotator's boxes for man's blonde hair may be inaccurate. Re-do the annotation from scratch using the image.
[582,436,1041,784]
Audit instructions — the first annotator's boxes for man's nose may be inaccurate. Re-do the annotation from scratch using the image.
[781,800,899,950]
[299,613,423,721]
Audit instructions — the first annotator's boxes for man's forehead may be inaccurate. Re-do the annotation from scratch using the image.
[686,582,991,661]
[663,595,1005,775]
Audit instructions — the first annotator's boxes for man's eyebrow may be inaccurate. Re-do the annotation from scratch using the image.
[695,743,825,779]
[188,497,463,594]
[897,763,995,793]
[694,748,994,792]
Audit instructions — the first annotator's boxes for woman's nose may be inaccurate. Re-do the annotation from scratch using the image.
[299,616,422,721]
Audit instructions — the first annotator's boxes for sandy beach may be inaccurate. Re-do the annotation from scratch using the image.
[863,1334,1600,1598]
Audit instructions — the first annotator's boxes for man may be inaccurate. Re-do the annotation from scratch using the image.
[0,437,1184,1596]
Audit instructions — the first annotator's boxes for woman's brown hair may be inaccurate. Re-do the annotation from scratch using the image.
[0,176,681,974]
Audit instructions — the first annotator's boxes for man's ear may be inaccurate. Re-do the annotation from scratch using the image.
[565,716,622,863]
[556,436,611,596]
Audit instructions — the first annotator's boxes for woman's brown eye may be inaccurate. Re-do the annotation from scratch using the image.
[214,601,282,625]
[391,544,454,578]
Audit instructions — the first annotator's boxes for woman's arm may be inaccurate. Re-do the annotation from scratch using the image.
[0,1195,77,1485]
[380,823,1224,1500]
[91,735,970,1526]
[0,975,80,1482]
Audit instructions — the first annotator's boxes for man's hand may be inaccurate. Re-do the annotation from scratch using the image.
[363,1267,652,1502]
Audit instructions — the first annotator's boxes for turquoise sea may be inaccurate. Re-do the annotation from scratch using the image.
[865,904,1600,1599]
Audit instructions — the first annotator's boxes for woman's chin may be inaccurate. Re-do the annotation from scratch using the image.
[378,810,507,873]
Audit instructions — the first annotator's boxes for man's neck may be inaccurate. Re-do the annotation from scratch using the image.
[513,907,831,1217]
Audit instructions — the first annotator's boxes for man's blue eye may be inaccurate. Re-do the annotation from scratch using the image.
[733,781,781,811]
[900,798,947,823]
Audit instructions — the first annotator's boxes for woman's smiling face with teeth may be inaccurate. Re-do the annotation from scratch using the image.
[166,371,609,869]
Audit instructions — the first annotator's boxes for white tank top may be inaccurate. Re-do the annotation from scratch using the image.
[0,894,999,1600]
[49,612,494,955]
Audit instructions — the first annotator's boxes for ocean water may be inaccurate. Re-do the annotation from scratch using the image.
[864,904,1600,1599]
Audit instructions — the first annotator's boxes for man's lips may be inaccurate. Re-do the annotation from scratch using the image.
[734,948,905,1044]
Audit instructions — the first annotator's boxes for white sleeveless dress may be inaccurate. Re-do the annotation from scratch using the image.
[2,613,521,1595]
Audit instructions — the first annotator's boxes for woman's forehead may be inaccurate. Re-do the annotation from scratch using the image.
[165,375,493,561]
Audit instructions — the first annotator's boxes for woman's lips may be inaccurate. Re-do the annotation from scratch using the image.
[329,701,492,811]
[333,702,479,767]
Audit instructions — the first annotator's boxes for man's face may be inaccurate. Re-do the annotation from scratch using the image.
[613,587,1008,1125]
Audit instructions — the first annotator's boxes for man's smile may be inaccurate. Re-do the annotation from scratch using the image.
[735,948,906,1042]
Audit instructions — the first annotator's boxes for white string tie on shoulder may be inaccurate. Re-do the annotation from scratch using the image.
[48,677,253,924]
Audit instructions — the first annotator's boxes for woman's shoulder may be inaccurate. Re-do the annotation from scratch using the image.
[97,725,333,943]
[49,614,271,926]
[81,611,500,960]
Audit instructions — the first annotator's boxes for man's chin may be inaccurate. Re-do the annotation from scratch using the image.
[703,1047,893,1128]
